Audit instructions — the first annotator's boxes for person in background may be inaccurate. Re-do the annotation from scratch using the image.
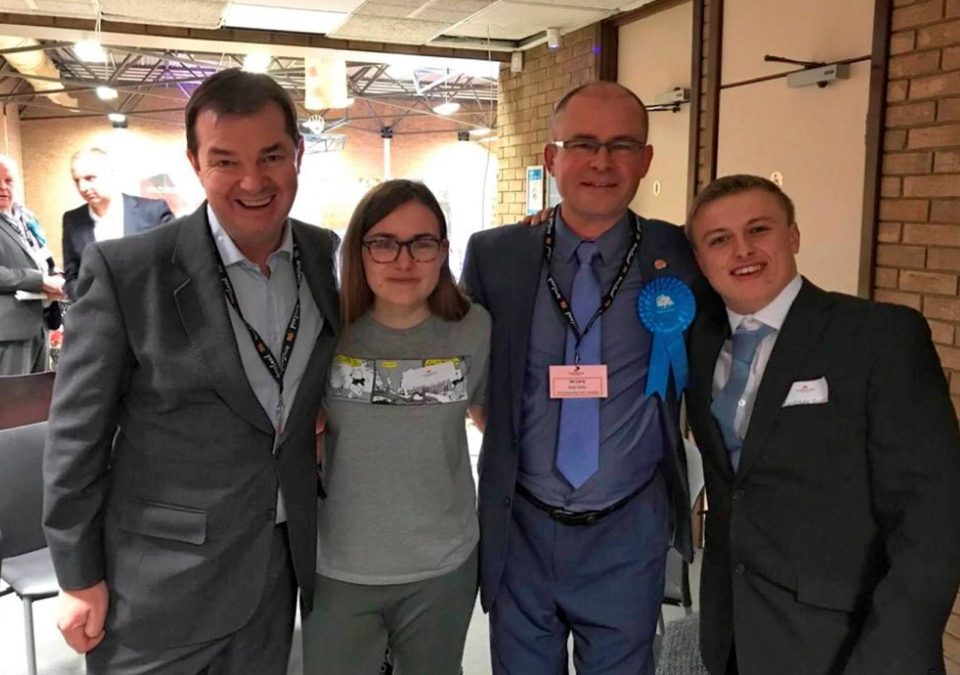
[685,174,960,674]
[0,153,64,374]
[43,68,339,674]
[462,81,703,674]
[302,179,489,675]
[61,147,174,300]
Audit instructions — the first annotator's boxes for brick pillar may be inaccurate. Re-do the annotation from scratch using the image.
[494,25,602,225]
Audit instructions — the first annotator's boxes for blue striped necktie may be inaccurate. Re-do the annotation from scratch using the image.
[556,241,602,488]
[710,321,774,471]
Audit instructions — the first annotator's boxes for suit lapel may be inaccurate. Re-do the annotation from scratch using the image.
[0,217,39,267]
[280,222,339,441]
[689,303,735,477]
[509,226,545,436]
[170,204,274,435]
[737,280,831,478]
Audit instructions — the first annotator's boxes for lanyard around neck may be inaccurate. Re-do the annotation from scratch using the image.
[207,225,304,395]
[543,209,642,361]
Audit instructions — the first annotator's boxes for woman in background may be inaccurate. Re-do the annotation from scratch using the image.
[303,179,489,675]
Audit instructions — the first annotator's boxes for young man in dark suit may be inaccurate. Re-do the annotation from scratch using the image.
[61,148,174,300]
[686,174,960,674]
[44,69,339,674]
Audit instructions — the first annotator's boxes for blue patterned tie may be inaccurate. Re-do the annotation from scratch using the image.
[556,241,602,488]
[710,321,774,472]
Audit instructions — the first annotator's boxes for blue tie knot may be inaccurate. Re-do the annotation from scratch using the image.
[731,321,774,366]
[576,241,600,267]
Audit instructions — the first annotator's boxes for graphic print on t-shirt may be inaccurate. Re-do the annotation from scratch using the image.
[329,354,469,405]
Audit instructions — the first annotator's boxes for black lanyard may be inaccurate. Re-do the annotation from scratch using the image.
[208,226,304,411]
[543,209,642,363]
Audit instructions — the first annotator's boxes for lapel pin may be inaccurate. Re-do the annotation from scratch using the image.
[654,259,668,270]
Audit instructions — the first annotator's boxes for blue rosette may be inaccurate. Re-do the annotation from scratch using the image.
[637,276,696,400]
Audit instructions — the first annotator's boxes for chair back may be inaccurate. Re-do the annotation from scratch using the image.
[0,372,55,430]
[0,421,48,559]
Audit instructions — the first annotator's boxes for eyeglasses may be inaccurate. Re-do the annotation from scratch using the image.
[362,236,445,264]
[551,138,647,157]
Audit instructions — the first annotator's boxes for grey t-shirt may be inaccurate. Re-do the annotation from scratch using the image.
[316,304,491,584]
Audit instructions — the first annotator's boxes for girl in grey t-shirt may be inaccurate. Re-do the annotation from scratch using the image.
[302,179,490,675]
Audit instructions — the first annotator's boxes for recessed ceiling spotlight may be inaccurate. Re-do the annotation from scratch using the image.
[243,52,272,73]
[74,39,107,63]
[96,86,118,101]
[432,101,460,116]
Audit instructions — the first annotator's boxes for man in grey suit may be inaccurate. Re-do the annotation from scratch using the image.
[43,68,339,673]
[0,153,65,374]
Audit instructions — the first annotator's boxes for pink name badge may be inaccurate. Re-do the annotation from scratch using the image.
[549,365,609,399]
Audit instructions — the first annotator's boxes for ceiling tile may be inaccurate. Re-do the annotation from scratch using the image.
[330,15,449,44]
[445,1,606,41]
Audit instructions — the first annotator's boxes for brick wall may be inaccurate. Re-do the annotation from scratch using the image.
[494,25,602,225]
[875,1,960,669]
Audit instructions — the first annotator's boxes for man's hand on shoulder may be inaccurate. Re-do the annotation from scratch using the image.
[519,207,553,227]
[57,580,109,653]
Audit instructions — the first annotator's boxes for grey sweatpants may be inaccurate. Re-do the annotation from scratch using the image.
[302,546,478,675]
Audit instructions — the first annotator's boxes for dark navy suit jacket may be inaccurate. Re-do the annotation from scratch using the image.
[62,194,173,300]
[461,212,704,611]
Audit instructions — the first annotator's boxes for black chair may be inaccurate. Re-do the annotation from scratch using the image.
[0,421,60,675]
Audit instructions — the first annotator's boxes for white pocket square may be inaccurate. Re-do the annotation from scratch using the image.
[782,377,829,407]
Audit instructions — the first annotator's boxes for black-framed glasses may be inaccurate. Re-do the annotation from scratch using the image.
[551,137,647,157]
[362,236,445,263]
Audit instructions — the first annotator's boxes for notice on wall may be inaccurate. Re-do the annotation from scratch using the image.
[526,165,544,216]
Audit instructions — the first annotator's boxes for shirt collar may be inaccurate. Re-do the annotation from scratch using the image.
[726,274,803,333]
[206,203,292,269]
[554,209,632,265]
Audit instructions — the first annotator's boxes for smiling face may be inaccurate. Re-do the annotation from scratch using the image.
[690,188,800,315]
[544,85,653,236]
[362,200,448,320]
[187,101,302,261]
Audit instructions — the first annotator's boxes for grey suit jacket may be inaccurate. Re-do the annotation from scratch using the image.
[43,204,339,650]
[0,215,43,342]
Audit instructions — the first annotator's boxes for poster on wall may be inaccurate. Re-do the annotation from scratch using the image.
[526,165,544,216]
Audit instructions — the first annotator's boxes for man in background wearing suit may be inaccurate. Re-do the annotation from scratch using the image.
[0,153,64,374]
[462,82,701,674]
[61,147,174,300]
[686,174,960,674]
[44,68,339,674]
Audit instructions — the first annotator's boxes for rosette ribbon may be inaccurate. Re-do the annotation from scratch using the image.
[637,276,696,400]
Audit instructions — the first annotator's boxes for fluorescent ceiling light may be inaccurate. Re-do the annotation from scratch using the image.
[96,86,118,101]
[243,52,272,73]
[478,136,497,143]
[107,113,126,123]
[432,101,460,116]
[469,127,492,136]
[74,39,107,63]
[223,3,347,34]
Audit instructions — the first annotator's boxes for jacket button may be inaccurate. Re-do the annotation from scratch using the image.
[734,562,746,575]
[503,497,511,507]
[732,489,744,501]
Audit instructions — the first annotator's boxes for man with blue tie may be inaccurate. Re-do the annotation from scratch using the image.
[685,174,960,674]
[462,82,703,674]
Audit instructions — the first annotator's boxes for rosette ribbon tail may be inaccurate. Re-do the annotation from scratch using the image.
[645,330,688,400]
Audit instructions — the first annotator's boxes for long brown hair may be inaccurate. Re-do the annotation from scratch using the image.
[340,179,470,326]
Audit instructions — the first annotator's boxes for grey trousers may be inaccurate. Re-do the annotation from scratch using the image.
[0,334,45,375]
[85,525,297,675]
[302,546,478,675]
